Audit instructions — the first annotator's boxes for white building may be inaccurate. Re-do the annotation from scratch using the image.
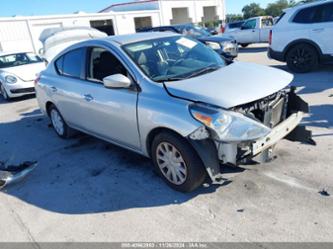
[0,0,225,54]
[101,0,226,28]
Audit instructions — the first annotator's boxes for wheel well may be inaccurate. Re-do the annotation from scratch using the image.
[45,101,55,116]
[146,127,186,157]
[284,40,322,61]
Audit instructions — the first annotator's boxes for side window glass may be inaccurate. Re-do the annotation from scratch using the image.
[320,3,333,22]
[62,48,86,79]
[88,47,128,82]
[243,20,256,29]
[261,18,273,27]
[55,56,64,75]
[293,6,317,23]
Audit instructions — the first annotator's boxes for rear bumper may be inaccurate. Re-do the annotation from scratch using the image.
[268,48,285,62]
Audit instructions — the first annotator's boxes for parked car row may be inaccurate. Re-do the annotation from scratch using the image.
[220,0,333,73]
[138,23,238,61]
[1,5,319,192]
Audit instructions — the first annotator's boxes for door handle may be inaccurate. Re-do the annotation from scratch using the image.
[313,28,324,32]
[83,94,94,102]
[50,86,57,92]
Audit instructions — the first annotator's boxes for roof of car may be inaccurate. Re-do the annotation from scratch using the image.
[285,0,332,12]
[105,32,179,45]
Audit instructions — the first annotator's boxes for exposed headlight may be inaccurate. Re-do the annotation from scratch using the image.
[190,105,271,142]
[206,41,221,50]
[5,75,18,84]
[220,41,236,52]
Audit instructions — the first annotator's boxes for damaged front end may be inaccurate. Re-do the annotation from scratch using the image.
[188,87,313,184]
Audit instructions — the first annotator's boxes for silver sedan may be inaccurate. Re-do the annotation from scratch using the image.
[36,32,310,192]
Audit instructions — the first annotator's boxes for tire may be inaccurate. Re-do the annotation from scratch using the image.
[0,83,10,101]
[286,44,319,73]
[151,131,207,192]
[241,43,249,48]
[48,105,71,139]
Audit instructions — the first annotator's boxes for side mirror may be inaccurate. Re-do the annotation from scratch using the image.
[103,74,131,89]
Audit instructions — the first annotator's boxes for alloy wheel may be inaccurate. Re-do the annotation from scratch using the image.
[289,46,315,71]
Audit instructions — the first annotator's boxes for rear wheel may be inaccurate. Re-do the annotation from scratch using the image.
[151,131,207,192]
[286,44,318,73]
[48,105,71,139]
[0,84,10,100]
[241,43,249,48]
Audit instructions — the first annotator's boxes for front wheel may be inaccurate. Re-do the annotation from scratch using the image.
[151,132,207,192]
[240,43,249,48]
[286,44,318,73]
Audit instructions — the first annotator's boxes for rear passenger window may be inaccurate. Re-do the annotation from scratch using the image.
[293,3,333,23]
[55,48,86,79]
[293,6,317,23]
[319,3,333,22]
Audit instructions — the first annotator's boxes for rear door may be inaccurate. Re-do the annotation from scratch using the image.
[51,47,89,130]
[309,2,333,55]
[79,46,140,149]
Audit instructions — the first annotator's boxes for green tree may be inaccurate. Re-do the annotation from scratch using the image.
[226,14,244,22]
[265,0,290,17]
[242,3,265,19]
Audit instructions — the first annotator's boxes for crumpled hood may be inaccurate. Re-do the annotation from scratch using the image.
[164,62,293,109]
[1,63,45,81]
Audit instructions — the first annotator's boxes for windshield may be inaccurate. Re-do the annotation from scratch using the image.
[0,53,43,69]
[123,36,226,82]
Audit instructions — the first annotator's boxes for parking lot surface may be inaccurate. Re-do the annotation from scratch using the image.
[0,44,332,242]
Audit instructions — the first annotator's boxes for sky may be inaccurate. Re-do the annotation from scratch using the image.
[0,0,273,17]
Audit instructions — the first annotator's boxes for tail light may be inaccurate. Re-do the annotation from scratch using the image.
[269,30,272,45]
[221,25,225,34]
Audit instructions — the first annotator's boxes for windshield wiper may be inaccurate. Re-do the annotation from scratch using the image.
[184,65,221,79]
[154,65,221,82]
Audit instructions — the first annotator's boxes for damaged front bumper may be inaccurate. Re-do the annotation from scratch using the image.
[189,88,314,184]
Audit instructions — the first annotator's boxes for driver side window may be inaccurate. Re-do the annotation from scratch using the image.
[87,47,127,82]
[243,19,256,29]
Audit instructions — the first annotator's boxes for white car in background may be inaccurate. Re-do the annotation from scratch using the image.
[39,27,107,63]
[269,0,333,73]
[0,52,45,100]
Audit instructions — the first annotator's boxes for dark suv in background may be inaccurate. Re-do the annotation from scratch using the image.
[138,23,238,61]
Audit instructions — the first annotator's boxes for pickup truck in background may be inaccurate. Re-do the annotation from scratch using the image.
[223,16,274,47]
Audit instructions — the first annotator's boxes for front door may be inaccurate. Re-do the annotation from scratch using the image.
[79,47,141,150]
[238,19,258,44]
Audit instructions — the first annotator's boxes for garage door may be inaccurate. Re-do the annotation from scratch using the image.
[171,8,192,25]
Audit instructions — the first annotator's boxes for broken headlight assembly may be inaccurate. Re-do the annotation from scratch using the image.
[190,105,271,142]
